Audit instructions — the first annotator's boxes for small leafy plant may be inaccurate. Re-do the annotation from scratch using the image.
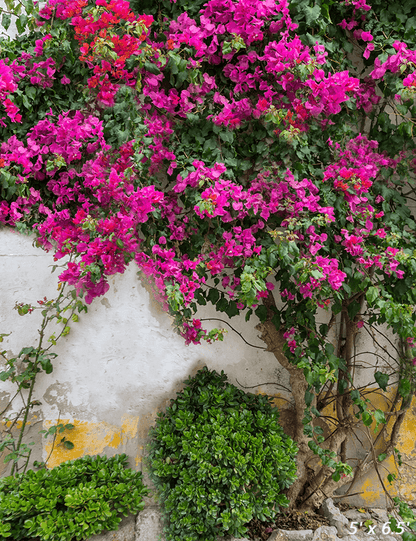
[0,453,149,541]
[40,422,75,450]
[147,367,298,541]
[391,497,416,541]
[0,422,74,475]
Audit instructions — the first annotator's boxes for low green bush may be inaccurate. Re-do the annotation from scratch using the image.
[147,367,298,541]
[0,454,149,541]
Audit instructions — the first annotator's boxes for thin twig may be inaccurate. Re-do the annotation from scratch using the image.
[366,324,401,359]
[199,318,266,349]
[235,377,292,395]
[0,390,19,418]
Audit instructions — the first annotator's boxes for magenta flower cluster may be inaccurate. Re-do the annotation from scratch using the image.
[1,0,416,355]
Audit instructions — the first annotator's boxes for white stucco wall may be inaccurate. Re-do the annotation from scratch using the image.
[0,226,291,471]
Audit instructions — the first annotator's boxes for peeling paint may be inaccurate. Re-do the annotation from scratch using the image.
[397,406,416,456]
[44,419,124,467]
[3,419,23,429]
[359,477,383,505]
[100,298,112,309]
[121,414,140,439]
[43,416,142,468]
[136,448,144,466]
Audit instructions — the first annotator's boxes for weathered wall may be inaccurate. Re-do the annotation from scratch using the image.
[0,226,289,470]
[1,226,416,508]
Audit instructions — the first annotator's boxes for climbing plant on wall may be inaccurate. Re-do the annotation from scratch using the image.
[1,0,416,523]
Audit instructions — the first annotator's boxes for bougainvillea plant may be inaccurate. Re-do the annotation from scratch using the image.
[1,0,416,516]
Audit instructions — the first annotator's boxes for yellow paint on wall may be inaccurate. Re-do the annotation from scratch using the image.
[121,414,140,439]
[136,445,145,466]
[2,419,23,429]
[270,396,291,409]
[397,405,416,455]
[359,477,383,505]
[43,416,140,468]
[254,386,291,410]
[265,389,416,506]
[349,455,402,504]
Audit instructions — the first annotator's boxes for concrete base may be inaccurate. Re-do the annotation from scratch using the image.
[89,515,136,541]
[135,506,166,541]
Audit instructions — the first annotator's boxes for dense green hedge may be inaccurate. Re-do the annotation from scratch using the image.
[147,367,298,541]
[0,454,148,541]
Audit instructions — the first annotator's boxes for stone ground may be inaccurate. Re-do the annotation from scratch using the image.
[245,508,330,539]
[89,499,416,541]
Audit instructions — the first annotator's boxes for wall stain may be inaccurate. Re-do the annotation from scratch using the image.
[43,416,141,468]
[100,298,111,309]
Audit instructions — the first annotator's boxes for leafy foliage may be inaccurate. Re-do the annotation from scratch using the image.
[0,454,149,541]
[0,284,86,475]
[147,367,298,541]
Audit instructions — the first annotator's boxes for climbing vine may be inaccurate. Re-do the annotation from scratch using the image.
[0,272,86,475]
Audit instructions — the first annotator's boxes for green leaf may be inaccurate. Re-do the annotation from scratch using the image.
[0,369,15,381]
[216,297,228,312]
[321,3,332,22]
[362,412,372,426]
[387,472,396,484]
[39,357,53,374]
[378,453,387,462]
[374,409,386,430]
[366,286,378,305]
[219,130,234,144]
[299,3,321,25]
[347,301,361,320]
[332,471,340,482]
[19,346,36,356]
[374,371,389,391]
[63,440,75,450]
[338,379,348,394]
[207,288,220,305]
[1,13,11,31]
[144,62,160,75]
[342,282,351,295]
[25,85,36,99]
[225,301,239,318]
[16,13,27,33]
[176,70,188,86]
[319,324,328,336]
[22,94,30,109]
[255,305,268,322]
[304,389,314,407]
[399,379,411,398]
[332,301,342,315]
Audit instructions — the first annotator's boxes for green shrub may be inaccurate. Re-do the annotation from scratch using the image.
[0,454,149,541]
[147,367,298,541]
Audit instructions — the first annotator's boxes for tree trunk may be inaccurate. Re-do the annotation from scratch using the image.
[256,293,310,508]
